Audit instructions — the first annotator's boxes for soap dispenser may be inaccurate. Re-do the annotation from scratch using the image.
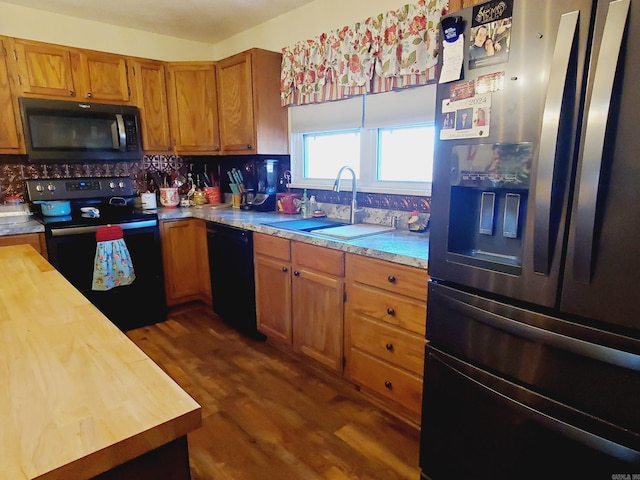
[301,189,309,217]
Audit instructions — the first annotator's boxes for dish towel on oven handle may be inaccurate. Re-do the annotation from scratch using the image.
[92,225,136,291]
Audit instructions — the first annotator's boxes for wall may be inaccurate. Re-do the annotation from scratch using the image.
[0,0,414,60]
[0,1,213,61]
[213,0,413,59]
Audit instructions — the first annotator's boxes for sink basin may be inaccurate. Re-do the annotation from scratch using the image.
[310,223,396,239]
[264,218,348,232]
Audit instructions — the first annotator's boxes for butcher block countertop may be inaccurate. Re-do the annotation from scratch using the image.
[0,245,202,479]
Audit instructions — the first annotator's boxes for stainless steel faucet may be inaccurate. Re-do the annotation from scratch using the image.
[333,166,363,224]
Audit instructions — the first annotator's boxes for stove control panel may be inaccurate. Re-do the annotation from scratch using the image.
[26,177,135,201]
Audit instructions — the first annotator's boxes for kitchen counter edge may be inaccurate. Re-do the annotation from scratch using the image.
[0,207,429,270]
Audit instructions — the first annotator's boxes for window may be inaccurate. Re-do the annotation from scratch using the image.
[377,125,434,183]
[290,85,436,195]
[304,131,360,179]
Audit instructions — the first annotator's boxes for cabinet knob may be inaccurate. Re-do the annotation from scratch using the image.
[247,144,253,150]
[384,381,393,389]
[387,275,396,283]
[385,343,394,351]
[69,90,76,97]
[282,266,288,272]
[294,271,300,276]
[386,308,395,316]
[87,92,93,98]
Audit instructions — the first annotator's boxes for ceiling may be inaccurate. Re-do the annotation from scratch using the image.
[2,0,316,44]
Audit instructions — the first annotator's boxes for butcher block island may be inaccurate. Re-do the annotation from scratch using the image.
[0,245,202,479]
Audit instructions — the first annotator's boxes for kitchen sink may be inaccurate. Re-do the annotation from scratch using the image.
[263,218,349,232]
[264,218,396,239]
[310,223,396,239]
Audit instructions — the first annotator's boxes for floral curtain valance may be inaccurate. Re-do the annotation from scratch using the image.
[281,0,449,106]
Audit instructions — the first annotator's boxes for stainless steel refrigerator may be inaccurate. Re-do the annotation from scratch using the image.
[421,0,640,477]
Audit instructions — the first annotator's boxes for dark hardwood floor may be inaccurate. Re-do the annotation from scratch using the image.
[126,302,421,480]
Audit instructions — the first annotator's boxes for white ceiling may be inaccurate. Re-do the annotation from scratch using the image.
[2,0,316,44]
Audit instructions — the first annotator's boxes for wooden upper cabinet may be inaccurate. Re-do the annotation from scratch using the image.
[73,50,130,102]
[10,38,130,102]
[0,37,23,153]
[166,62,220,154]
[11,38,76,98]
[216,48,288,155]
[129,58,172,153]
[448,0,486,12]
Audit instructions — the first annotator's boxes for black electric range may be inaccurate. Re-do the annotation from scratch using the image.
[26,177,166,331]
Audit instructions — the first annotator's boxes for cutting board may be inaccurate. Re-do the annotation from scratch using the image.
[315,224,396,239]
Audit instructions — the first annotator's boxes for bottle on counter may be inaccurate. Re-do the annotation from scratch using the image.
[309,195,318,214]
[301,189,309,217]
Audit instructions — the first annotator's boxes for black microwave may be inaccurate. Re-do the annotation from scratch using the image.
[19,97,142,162]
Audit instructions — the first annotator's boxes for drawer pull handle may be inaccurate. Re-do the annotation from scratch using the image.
[386,308,395,316]
[282,266,288,272]
[387,275,396,283]
[384,381,393,389]
[294,271,300,276]
[385,343,394,351]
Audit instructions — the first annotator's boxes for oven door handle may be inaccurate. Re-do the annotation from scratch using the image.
[50,219,158,237]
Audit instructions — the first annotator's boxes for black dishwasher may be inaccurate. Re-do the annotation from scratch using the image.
[206,222,265,340]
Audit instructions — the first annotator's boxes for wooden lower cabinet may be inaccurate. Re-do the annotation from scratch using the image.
[345,253,429,424]
[291,241,344,372]
[253,234,429,423]
[254,234,292,345]
[254,234,344,372]
[0,232,47,258]
[160,219,211,306]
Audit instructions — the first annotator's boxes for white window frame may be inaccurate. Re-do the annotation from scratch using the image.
[289,85,436,196]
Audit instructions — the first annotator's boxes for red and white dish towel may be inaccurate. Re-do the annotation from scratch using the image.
[92,225,136,291]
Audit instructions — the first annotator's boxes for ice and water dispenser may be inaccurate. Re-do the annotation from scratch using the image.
[447,143,532,272]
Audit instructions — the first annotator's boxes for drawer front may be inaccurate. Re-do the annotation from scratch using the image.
[292,241,344,277]
[348,282,426,336]
[349,313,425,375]
[349,349,423,415]
[254,233,290,261]
[347,254,428,300]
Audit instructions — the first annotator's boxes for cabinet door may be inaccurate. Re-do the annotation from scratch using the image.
[0,38,22,153]
[130,59,172,152]
[254,254,292,344]
[292,266,344,372]
[216,51,255,154]
[11,38,76,98]
[166,62,220,154]
[161,219,210,306]
[0,233,47,258]
[74,50,130,102]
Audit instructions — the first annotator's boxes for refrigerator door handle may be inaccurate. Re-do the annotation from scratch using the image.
[534,11,580,275]
[437,289,640,371]
[533,11,580,275]
[573,0,630,284]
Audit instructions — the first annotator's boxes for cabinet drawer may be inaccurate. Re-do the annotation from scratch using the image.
[349,314,425,375]
[292,241,344,277]
[349,282,426,336]
[347,254,428,300]
[349,349,423,415]
[254,233,290,261]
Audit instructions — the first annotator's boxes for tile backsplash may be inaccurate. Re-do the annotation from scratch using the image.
[0,155,430,217]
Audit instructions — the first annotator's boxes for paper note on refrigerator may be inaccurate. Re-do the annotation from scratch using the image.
[439,34,464,84]
[440,93,491,140]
